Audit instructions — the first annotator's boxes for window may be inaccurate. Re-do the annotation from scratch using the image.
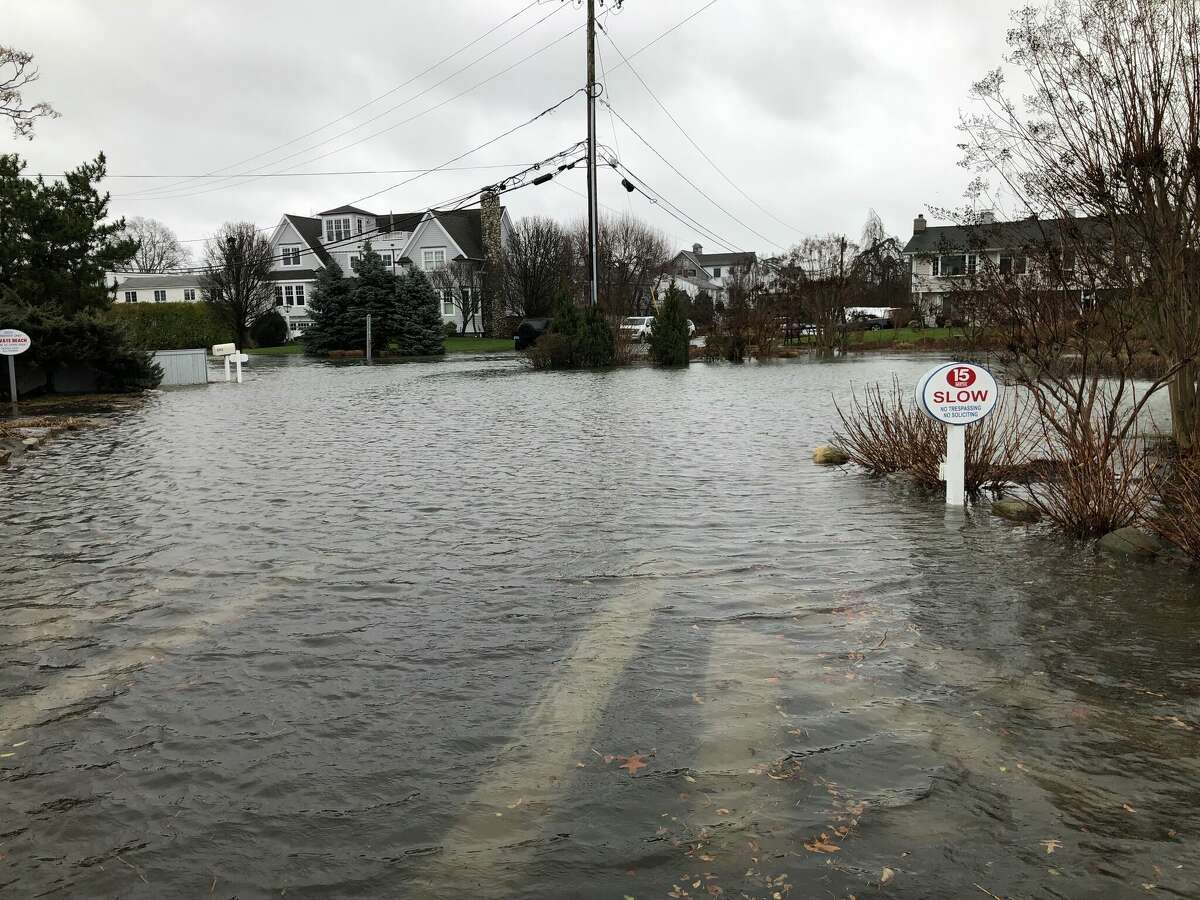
[422,248,446,270]
[294,285,305,306]
[281,245,301,266]
[294,321,309,331]
[966,253,978,275]
[999,255,1027,275]
[712,267,722,277]
[441,289,456,316]
[379,252,392,268]
[324,217,351,242]
[938,254,967,277]
[275,285,285,305]
[183,288,196,301]
[930,256,939,276]
[356,218,364,235]
[349,254,360,272]
[124,290,137,303]
[153,289,167,302]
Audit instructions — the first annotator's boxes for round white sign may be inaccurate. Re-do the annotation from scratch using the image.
[917,362,999,426]
[0,329,31,356]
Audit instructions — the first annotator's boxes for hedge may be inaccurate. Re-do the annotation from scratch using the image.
[107,302,234,351]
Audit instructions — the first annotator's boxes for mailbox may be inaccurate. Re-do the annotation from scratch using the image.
[212,343,236,357]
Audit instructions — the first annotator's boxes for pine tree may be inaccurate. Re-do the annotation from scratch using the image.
[395,267,446,356]
[352,243,400,354]
[303,262,362,355]
[648,280,691,366]
[576,304,616,367]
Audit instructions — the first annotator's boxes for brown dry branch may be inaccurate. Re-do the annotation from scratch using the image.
[1146,455,1200,562]
[833,377,1036,496]
[1025,396,1154,537]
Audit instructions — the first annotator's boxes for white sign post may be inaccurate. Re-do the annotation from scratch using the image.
[916,362,1000,506]
[0,328,32,413]
[231,352,248,384]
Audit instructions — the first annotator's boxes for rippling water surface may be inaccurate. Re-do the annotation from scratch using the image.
[2,352,1198,899]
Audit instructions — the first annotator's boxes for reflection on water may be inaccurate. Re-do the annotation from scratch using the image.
[1,353,1197,899]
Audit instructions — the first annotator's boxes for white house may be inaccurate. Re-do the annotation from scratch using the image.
[112,201,513,340]
[669,243,758,286]
[902,212,1096,325]
[109,272,201,304]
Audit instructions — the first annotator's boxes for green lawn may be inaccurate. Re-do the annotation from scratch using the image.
[247,344,303,356]
[444,336,513,353]
[247,337,514,357]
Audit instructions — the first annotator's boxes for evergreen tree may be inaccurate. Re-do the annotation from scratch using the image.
[303,262,361,355]
[351,243,400,353]
[0,152,158,393]
[648,280,691,366]
[395,267,446,356]
[0,153,137,313]
[576,304,616,367]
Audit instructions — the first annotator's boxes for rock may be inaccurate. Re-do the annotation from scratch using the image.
[812,444,850,466]
[21,437,39,450]
[992,497,1041,523]
[1098,526,1161,558]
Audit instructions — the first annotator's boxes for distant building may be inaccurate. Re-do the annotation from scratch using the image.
[112,202,513,340]
[668,243,758,287]
[902,211,1095,324]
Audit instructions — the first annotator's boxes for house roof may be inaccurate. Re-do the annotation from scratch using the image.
[284,215,334,267]
[372,211,425,234]
[697,251,757,268]
[424,207,504,261]
[317,204,379,217]
[903,216,1107,254]
[266,269,321,282]
[113,273,201,289]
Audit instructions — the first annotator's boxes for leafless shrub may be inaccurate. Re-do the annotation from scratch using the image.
[1024,404,1153,537]
[833,378,1037,496]
[1146,456,1200,562]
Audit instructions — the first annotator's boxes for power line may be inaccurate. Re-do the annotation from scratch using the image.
[23,164,537,180]
[601,99,785,251]
[120,1,551,199]
[598,20,801,235]
[604,0,723,74]
[143,142,586,273]
[604,154,745,253]
[124,9,581,202]
[345,90,584,207]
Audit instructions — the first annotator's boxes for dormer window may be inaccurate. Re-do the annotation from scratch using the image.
[325,217,351,243]
[281,245,301,266]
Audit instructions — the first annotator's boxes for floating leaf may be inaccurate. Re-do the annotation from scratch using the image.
[881,867,895,884]
[1041,839,1063,854]
[803,835,841,854]
[619,754,647,775]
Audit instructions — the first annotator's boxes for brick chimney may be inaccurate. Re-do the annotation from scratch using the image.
[480,189,504,337]
[692,242,703,254]
[913,214,926,234]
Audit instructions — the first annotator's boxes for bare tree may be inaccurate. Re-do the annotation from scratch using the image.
[430,259,483,335]
[200,222,275,349]
[853,211,910,316]
[572,213,671,317]
[118,217,190,272]
[960,0,1200,450]
[1,46,58,139]
[787,235,858,352]
[503,216,570,318]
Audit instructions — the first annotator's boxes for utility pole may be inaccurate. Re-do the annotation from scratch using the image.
[586,0,599,307]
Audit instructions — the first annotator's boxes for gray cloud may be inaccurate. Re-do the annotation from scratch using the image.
[1,0,1021,253]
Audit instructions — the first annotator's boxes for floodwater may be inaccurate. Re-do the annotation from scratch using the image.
[2,351,1198,900]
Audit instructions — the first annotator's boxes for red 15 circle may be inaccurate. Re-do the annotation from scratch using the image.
[947,366,976,388]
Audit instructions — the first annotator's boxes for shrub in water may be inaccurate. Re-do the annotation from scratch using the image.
[648,281,690,366]
[250,308,289,347]
[108,302,234,351]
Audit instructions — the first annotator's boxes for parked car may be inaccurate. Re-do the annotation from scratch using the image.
[513,318,551,351]
[847,313,892,331]
[620,316,655,341]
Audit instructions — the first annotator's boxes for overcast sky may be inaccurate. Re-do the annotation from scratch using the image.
[2,0,1021,256]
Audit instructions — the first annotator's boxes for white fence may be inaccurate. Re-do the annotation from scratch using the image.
[152,348,209,386]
